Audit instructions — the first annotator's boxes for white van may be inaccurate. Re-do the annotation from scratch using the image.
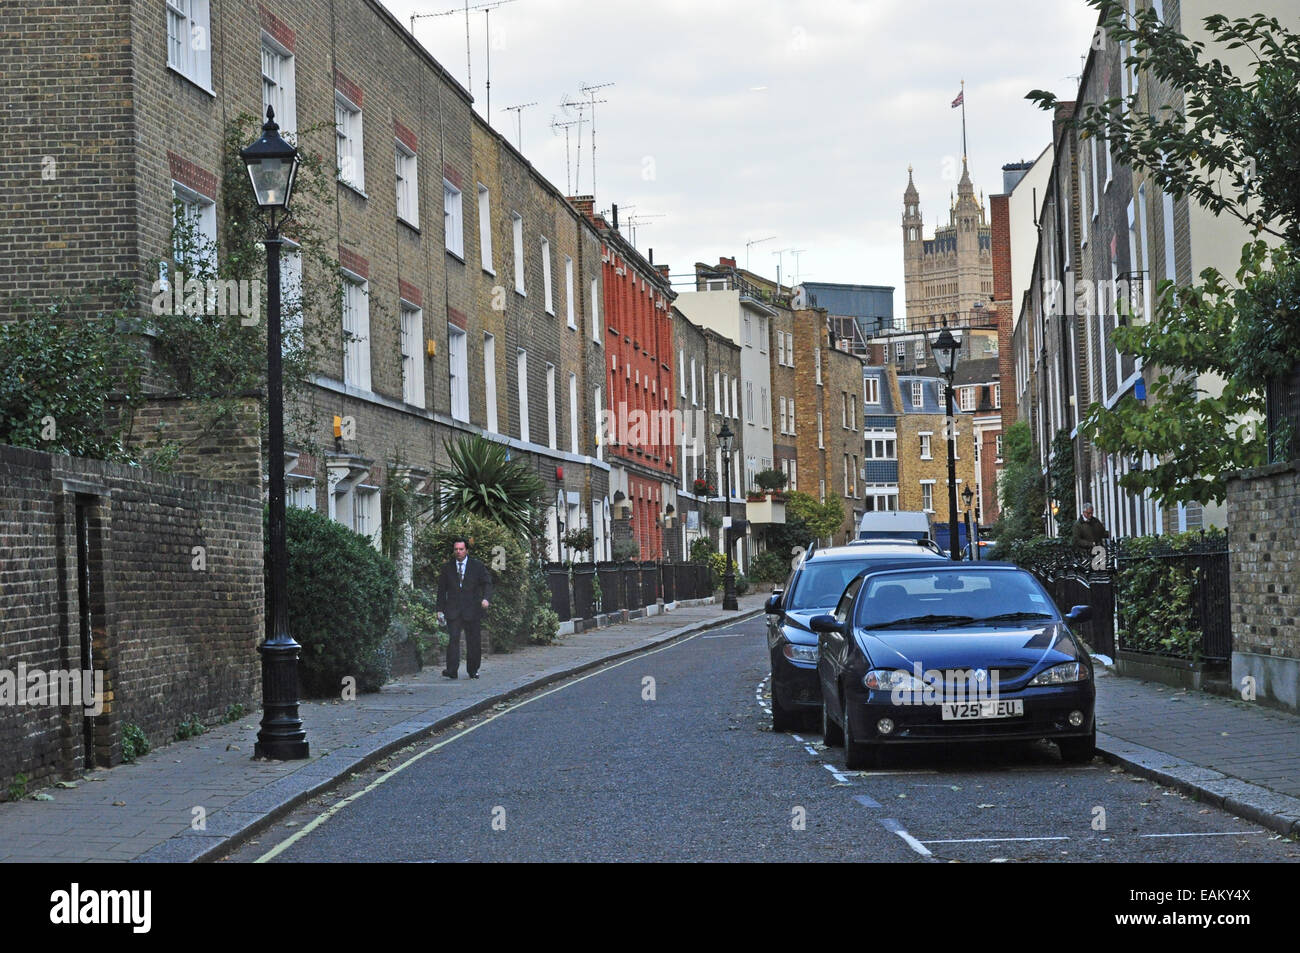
[856,510,931,542]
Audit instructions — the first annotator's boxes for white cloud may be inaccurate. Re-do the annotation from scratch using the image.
[384,0,1099,312]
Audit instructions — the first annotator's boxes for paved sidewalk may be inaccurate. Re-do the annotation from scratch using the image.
[0,594,765,863]
[1095,669,1300,837]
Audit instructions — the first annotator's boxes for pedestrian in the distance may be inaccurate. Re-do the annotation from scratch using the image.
[436,536,493,679]
[1071,502,1109,550]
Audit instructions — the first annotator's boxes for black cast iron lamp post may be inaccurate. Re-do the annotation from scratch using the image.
[962,484,975,561]
[242,106,309,759]
[718,421,739,611]
[930,326,962,562]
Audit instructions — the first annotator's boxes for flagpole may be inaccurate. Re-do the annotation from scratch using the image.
[961,78,967,161]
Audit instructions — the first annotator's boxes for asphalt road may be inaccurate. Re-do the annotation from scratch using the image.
[227,616,1300,863]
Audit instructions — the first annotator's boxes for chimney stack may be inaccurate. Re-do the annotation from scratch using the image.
[568,194,595,221]
[612,203,619,230]
[719,256,736,269]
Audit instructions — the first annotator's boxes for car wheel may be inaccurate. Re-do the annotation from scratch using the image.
[843,697,879,771]
[821,697,844,747]
[1058,728,1096,764]
[771,676,797,732]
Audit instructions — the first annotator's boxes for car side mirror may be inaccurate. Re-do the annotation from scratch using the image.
[1065,605,1093,624]
[765,593,783,614]
[809,614,844,634]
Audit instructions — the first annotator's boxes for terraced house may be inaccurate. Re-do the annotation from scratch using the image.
[3,0,613,570]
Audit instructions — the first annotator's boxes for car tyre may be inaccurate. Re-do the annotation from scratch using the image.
[821,697,844,747]
[771,676,798,732]
[843,698,880,770]
[1058,728,1096,764]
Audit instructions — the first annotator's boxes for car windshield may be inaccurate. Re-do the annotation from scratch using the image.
[787,561,883,610]
[854,568,1058,630]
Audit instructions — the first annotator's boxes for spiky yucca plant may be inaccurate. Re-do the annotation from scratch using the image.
[434,434,545,537]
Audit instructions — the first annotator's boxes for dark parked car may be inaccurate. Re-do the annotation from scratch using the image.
[764,544,946,731]
[813,562,1096,769]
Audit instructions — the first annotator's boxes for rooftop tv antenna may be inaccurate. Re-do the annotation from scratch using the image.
[789,248,807,285]
[501,101,536,150]
[627,213,664,249]
[745,235,775,271]
[551,115,583,194]
[558,96,593,193]
[410,0,520,117]
[579,82,614,194]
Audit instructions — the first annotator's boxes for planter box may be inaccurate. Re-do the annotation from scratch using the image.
[746,496,785,524]
[1115,649,1228,692]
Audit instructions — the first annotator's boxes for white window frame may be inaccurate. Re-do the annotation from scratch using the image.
[512,212,525,294]
[690,357,697,405]
[447,324,469,422]
[484,332,498,432]
[911,380,923,408]
[261,34,295,137]
[788,399,795,434]
[920,433,932,460]
[921,481,934,513]
[444,180,464,258]
[545,362,557,450]
[760,386,769,428]
[395,140,418,227]
[565,255,575,328]
[541,237,554,314]
[341,273,371,391]
[167,0,212,91]
[516,348,530,442]
[478,184,494,273]
[171,181,216,273]
[959,386,975,412]
[590,276,601,340]
[400,303,425,408]
[865,376,880,404]
[569,372,579,454]
[335,92,364,192]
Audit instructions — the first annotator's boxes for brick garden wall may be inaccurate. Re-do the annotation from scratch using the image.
[0,444,263,792]
[1227,461,1300,712]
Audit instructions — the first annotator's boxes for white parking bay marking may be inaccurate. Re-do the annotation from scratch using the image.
[822,763,852,784]
[1138,831,1264,839]
[854,794,881,808]
[921,836,1071,844]
[702,631,752,639]
[878,818,933,858]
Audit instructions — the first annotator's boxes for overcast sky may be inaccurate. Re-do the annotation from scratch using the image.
[383,0,1099,314]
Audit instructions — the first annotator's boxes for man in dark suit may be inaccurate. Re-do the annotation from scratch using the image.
[436,537,493,679]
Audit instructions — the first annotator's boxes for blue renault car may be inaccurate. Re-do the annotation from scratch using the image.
[764,542,946,731]
[813,562,1096,769]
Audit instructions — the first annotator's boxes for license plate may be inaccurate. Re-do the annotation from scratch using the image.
[941,699,1024,720]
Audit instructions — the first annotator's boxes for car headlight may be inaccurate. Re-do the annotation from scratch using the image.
[782,643,818,664]
[1028,662,1090,686]
[863,669,925,692]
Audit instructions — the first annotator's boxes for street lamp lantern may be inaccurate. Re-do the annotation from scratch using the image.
[244,106,308,760]
[240,106,300,214]
[718,421,739,611]
[962,485,974,509]
[931,326,962,562]
[930,326,961,377]
[718,420,735,456]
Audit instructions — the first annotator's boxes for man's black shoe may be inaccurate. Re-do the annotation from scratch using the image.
[469,672,480,679]
[441,670,457,679]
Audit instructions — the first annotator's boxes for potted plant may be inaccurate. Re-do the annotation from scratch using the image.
[692,477,716,496]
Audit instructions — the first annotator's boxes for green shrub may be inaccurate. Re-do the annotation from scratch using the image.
[612,537,641,562]
[223,704,246,724]
[749,550,791,585]
[175,714,206,741]
[688,537,716,563]
[1115,529,1226,659]
[734,573,750,595]
[393,584,447,667]
[273,506,399,697]
[6,774,28,801]
[415,513,529,653]
[122,723,149,763]
[525,560,560,645]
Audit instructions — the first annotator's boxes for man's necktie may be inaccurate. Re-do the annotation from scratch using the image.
[458,561,464,587]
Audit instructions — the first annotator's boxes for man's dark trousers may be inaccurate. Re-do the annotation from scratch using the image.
[437,556,493,677]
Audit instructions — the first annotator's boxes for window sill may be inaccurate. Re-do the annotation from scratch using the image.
[482,267,496,278]
[167,65,215,98]
[446,249,465,264]
[398,217,420,234]
[338,179,368,200]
